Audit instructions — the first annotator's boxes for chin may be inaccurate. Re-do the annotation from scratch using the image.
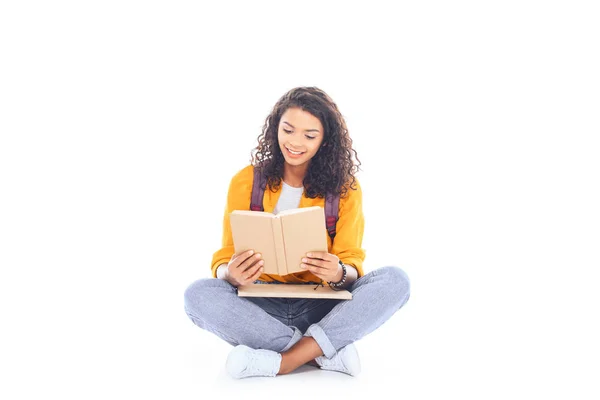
[284,157,306,166]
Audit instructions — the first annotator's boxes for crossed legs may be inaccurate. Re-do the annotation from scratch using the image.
[184,266,410,377]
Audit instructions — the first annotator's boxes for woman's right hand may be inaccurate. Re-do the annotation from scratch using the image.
[225,250,264,287]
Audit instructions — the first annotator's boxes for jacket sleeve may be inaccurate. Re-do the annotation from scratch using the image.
[210,166,253,277]
[330,178,366,277]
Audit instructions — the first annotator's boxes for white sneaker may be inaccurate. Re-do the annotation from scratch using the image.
[314,343,361,376]
[225,345,282,379]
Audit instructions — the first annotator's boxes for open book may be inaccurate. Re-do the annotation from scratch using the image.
[229,206,328,276]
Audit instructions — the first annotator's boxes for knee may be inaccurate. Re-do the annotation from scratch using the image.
[379,266,410,303]
[183,279,207,314]
[184,278,231,315]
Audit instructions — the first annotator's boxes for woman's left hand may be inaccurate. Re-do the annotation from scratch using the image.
[300,251,343,282]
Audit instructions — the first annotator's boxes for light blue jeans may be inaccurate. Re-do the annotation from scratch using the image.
[183,266,410,358]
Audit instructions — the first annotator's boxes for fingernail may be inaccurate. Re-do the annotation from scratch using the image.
[300,264,306,269]
[255,253,262,258]
[307,253,312,257]
[301,258,307,263]
[258,260,264,265]
[249,250,254,255]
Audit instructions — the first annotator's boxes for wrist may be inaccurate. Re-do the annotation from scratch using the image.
[329,261,347,289]
[332,263,344,283]
[217,264,237,286]
[216,264,227,279]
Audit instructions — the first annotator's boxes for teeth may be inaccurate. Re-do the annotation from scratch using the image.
[287,147,303,155]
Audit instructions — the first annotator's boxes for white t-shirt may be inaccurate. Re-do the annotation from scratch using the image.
[272,181,304,214]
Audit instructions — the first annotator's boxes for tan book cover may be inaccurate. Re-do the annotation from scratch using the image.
[229,206,328,276]
[237,284,352,300]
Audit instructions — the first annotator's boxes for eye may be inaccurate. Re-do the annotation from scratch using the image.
[283,129,292,134]
[305,135,316,140]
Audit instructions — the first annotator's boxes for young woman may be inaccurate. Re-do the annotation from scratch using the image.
[184,87,410,378]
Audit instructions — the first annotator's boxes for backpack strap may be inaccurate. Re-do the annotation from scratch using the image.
[251,167,267,211]
[324,192,340,240]
[251,167,340,240]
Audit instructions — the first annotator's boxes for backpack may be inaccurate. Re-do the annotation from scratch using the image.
[250,167,340,240]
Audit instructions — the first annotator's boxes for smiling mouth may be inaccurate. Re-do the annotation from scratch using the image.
[285,146,305,155]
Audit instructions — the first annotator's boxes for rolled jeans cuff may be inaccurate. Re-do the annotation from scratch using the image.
[304,324,336,359]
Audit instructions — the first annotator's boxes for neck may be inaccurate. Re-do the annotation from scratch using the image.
[282,163,308,188]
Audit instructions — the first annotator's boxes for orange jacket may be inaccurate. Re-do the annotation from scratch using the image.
[211,164,366,283]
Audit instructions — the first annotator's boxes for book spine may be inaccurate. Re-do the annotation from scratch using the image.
[271,216,287,275]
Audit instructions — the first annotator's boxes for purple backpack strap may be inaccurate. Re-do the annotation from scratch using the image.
[251,167,267,211]
[324,192,340,240]
[251,167,340,240]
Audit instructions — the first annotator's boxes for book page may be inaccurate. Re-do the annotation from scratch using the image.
[229,211,279,275]
[279,207,328,275]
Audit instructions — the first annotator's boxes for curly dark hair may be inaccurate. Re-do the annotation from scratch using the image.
[250,87,361,199]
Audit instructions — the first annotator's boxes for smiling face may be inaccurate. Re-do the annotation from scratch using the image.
[277,107,324,168]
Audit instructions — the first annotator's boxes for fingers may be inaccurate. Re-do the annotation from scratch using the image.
[239,262,264,285]
[300,253,339,281]
[228,250,264,286]
[301,256,331,270]
[299,265,328,282]
[232,249,255,260]
[231,250,256,268]
[305,251,329,261]
[300,263,329,275]
[238,253,263,272]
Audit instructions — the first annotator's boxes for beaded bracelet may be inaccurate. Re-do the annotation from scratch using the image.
[328,260,347,290]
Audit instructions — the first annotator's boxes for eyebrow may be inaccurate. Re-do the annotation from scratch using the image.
[283,121,320,133]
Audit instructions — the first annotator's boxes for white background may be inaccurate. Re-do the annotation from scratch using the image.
[1,1,599,399]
